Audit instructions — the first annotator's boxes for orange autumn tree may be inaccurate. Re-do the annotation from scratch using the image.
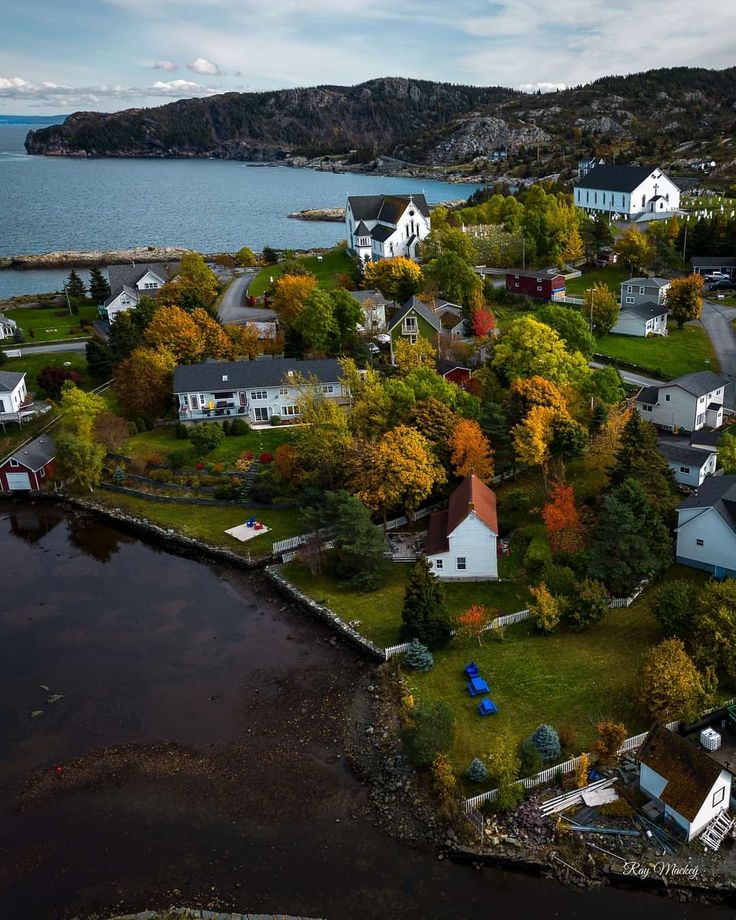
[271,273,317,326]
[542,481,583,554]
[143,305,206,364]
[449,418,494,481]
[456,605,493,646]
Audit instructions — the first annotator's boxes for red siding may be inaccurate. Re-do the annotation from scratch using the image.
[505,272,566,301]
[0,458,54,491]
[443,368,472,388]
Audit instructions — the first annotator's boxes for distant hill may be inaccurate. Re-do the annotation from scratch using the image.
[23,69,736,179]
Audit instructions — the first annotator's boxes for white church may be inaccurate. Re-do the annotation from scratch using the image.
[574,165,681,221]
[345,193,431,262]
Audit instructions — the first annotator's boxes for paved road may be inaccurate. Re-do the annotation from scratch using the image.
[218,270,276,325]
[700,299,736,410]
[3,340,87,356]
[589,361,662,389]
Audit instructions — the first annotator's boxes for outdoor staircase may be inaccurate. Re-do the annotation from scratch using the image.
[700,810,734,851]
[242,458,261,496]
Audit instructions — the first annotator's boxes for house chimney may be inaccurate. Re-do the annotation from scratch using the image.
[468,501,475,513]
[222,374,228,382]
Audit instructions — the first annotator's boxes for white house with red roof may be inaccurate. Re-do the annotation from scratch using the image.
[425,475,498,581]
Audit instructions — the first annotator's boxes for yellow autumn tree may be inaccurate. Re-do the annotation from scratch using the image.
[115,346,177,418]
[393,335,437,374]
[512,404,557,470]
[271,273,317,326]
[448,418,494,481]
[362,257,423,303]
[191,308,233,360]
[144,304,206,363]
[227,323,263,359]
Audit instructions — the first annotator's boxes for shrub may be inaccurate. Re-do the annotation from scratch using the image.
[235,457,251,472]
[494,781,525,812]
[213,483,242,501]
[230,418,251,436]
[564,578,609,631]
[212,462,225,474]
[431,753,457,806]
[270,415,282,426]
[37,364,83,397]
[175,423,189,440]
[402,639,435,672]
[519,737,543,777]
[222,419,232,436]
[250,484,273,504]
[189,423,225,455]
[259,452,274,463]
[593,721,627,769]
[168,449,189,471]
[651,579,697,640]
[112,465,126,484]
[402,699,455,767]
[145,453,162,467]
[196,461,205,471]
[504,488,532,514]
[465,757,489,784]
[523,532,552,578]
[529,724,561,763]
[262,245,279,264]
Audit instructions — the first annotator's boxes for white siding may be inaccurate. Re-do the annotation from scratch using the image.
[687,771,732,840]
[676,507,736,576]
[641,384,726,432]
[0,376,27,413]
[428,513,498,581]
[668,452,716,487]
[107,290,138,323]
[611,313,649,337]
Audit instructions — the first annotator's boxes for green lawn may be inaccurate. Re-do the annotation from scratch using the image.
[595,322,719,379]
[1,352,89,395]
[3,304,97,343]
[124,424,295,465]
[90,490,302,558]
[565,266,630,297]
[249,247,355,297]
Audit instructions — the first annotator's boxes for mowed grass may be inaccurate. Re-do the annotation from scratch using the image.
[249,247,355,297]
[565,266,631,296]
[595,322,719,379]
[124,424,295,465]
[2,304,97,343]
[91,490,302,558]
[1,352,89,395]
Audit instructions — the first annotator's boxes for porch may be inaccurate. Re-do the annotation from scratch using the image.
[178,404,250,421]
[385,531,427,562]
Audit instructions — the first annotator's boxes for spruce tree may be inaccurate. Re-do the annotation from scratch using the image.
[66,269,87,301]
[530,724,561,763]
[403,638,435,672]
[611,411,677,513]
[85,339,114,380]
[400,558,452,649]
[88,266,111,305]
[465,757,489,784]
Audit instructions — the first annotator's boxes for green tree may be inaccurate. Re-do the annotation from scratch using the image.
[651,579,697,639]
[189,422,225,454]
[583,366,625,406]
[465,757,489,783]
[637,638,706,723]
[85,338,115,380]
[65,269,87,301]
[689,580,736,683]
[537,304,596,358]
[666,274,704,329]
[486,722,523,809]
[55,432,106,492]
[493,316,590,387]
[294,289,340,354]
[327,490,386,590]
[529,724,561,763]
[294,385,352,488]
[615,228,654,275]
[611,410,678,514]
[400,558,452,649]
[583,283,619,337]
[108,311,144,363]
[58,381,106,440]
[424,251,481,306]
[402,699,455,766]
[564,579,609,631]
[235,246,257,266]
[718,432,736,473]
[330,288,364,346]
[88,266,111,304]
[403,638,435,672]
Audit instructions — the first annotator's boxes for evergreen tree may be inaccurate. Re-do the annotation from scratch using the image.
[465,757,489,784]
[589,402,608,436]
[400,558,452,649]
[402,699,455,766]
[529,724,561,763]
[88,266,111,305]
[66,269,87,301]
[651,579,697,640]
[86,339,114,380]
[108,311,143,363]
[588,478,672,595]
[611,411,678,514]
[403,638,435,672]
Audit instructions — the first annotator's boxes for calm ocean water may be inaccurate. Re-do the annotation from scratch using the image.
[0,123,477,298]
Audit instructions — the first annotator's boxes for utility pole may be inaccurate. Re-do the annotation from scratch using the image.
[62,283,72,316]
[682,223,688,261]
[589,287,594,335]
[522,236,526,269]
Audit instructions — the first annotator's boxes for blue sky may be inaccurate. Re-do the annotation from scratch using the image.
[1,0,734,115]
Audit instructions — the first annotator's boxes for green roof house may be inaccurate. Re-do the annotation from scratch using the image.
[387,296,441,365]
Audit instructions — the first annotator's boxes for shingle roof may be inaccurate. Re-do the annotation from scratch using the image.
[690,430,724,449]
[619,301,668,321]
[105,261,179,306]
[387,295,441,333]
[690,257,736,268]
[576,164,657,192]
[348,289,391,307]
[638,724,724,823]
[427,475,498,554]
[173,357,343,394]
[0,371,25,392]
[347,193,430,223]
[9,434,56,471]
[678,473,736,535]
[659,442,714,469]
[637,385,659,405]
[370,224,396,243]
[624,277,671,289]
[0,313,17,326]
[666,371,727,397]
[506,269,565,281]
[353,221,370,237]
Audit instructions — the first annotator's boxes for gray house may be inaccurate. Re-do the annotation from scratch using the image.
[620,277,671,308]
[611,301,668,337]
[636,371,727,432]
[659,442,717,488]
[676,475,736,579]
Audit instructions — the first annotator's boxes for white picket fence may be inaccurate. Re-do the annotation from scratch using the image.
[384,642,412,660]
[385,501,446,532]
[484,608,530,630]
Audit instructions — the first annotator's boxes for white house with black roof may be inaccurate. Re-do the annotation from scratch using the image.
[636,371,727,432]
[691,256,736,279]
[345,194,431,263]
[659,441,717,488]
[574,165,681,219]
[0,371,28,420]
[0,313,18,341]
[676,474,736,579]
[173,357,347,424]
[348,289,393,331]
[103,262,179,323]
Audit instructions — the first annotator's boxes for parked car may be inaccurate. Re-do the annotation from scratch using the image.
[706,278,735,291]
[705,271,729,281]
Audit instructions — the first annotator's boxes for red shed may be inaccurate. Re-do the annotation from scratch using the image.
[505,269,566,301]
[0,434,56,492]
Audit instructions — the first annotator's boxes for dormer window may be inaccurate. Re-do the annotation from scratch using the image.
[222,374,228,382]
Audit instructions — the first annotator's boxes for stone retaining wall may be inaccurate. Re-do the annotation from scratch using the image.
[100,483,296,510]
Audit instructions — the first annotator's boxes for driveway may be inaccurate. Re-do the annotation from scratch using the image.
[218,270,276,325]
[589,361,662,388]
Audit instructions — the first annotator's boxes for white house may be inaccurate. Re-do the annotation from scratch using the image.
[345,194,431,263]
[574,165,681,220]
[638,723,732,842]
[348,289,392,332]
[0,371,28,420]
[173,357,347,424]
[426,475,498,581]
[0,313,18,341]
[676,474,736,579]
[611,302,668,337]
[659,442,717,488]
[636,371,727,432]
[104,262,178,323]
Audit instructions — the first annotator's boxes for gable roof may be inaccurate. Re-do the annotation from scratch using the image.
[576,164,657,192]
[506,268,565,281]
[638,724,724,822]
[105,261,179,306]
[353,220,371,237]
[690,430,724,450]
[347,193,430,223]
[624,277,671,289]
[0,371,25,393]
[665,371,727,398]
[387,295,441,333]
[173,357,343,394]
[659,442,715,469]
[427,475,498,555]
[619,301,668,321]
[9,434,56,471]
[690,256,736,268]
[678,473,736,535]
[348,289,391,307]
[370,224,396,243]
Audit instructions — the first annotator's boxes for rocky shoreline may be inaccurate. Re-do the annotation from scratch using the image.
[0,246,206,272]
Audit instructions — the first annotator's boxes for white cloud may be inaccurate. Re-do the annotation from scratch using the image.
[0,75,217,107]
[154,60,177,72]
[519,82,568,94]
[188,57,220,76]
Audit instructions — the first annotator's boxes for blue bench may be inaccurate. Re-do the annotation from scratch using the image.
[464,661,479,678]
[477,698,498,716]
[467,676,490,697]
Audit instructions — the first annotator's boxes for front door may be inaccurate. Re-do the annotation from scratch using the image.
[254,407,269,422]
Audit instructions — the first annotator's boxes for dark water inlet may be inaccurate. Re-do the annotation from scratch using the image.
[0,502,731,920]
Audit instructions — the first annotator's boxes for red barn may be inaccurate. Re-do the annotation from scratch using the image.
[437,358,472,390]
[505,269,566,301]
[0,434,56,492]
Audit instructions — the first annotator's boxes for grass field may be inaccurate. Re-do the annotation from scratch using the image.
[249,248,356,297]
[2,304,96,343]
[1,352,89,394]
[91,490,302,558]
[124,424,295,465]
[565,266,630,296]
[595,322,719,379]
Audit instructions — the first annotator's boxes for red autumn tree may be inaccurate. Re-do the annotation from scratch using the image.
[471,308,496,338]
[542,481,583,554]
[456,604,493,646]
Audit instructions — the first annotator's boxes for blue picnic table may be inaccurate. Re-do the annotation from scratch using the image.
[467,675,490,696]
[477,697,498,716]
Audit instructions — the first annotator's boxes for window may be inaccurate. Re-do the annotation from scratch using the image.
[40,468,45,478]
[322,385,334,394]
[537,285,543,292]
[696,539,704,547]
[586,191,589,203]
[9,458,19,467]
[254,407,269,421]
[627,285,633,293]
[282,405,300,417]
[250,390,268,400]
[279,387,289,396]
[456,557,467,571]
[713,787,726,807]
[405,334,417,345]
[665,394,671,402]
[642,404,652,412]
[639,286,645,294]
[435,559,444,569]
[625,296,635,304]
[679,466,690,474]
[594,192,597,204]
[404,316,417,331]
